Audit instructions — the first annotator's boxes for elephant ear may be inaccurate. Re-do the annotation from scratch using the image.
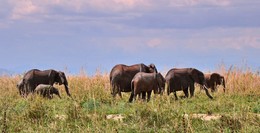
[210,73,216,81]
[58,71,68,86]
[48,70,57,85]
[58,71,65,85]
[191,69,204,85]
[211,73,221,84]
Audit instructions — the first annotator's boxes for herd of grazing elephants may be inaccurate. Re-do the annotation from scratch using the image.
[16,63,226,102]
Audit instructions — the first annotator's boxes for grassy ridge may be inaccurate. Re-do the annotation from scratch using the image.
[0,67,259,132]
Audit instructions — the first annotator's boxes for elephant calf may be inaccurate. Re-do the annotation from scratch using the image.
[34,84,61,99]
[129,72,165,102]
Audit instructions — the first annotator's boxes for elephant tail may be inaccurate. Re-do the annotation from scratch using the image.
[129,80,136,102]
[131,80,134,93]
[110,77,115,95]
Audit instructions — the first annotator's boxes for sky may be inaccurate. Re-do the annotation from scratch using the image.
[0,0,259,75]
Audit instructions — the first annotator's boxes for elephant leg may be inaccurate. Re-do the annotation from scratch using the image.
[128,92,134,103]
[211,87,214,92]
[137,93,141,100]
[147,91,152,102]
[174,91,178,100]
[189,84,195,97]
[118,86,122,98]
[26,83,32,97]
[183,88,189,98]
[213,85,217,92]
[141,92,146,101]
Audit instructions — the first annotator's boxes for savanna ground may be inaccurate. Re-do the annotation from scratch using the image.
[0,66,259,133]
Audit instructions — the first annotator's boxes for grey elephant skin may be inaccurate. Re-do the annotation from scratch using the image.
[203,73,226,92]
[110,63,158,98]
[129,72,165,102]
[21,69,71,97]
[35,84,61,99]
[165,68,213,100]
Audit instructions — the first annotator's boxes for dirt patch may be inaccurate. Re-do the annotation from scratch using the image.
[106,114,125,122]
[184,114,222,121]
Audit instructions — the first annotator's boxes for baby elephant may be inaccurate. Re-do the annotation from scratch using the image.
[129,72,165,102]
[35,84,61,99]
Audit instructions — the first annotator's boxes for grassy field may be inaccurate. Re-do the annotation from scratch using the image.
[0,66,259,133]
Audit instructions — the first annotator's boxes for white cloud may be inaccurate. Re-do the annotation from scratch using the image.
[169,0,231,7]
[147,38,162,48]
[183,28,260,51]
[9,0,43,20]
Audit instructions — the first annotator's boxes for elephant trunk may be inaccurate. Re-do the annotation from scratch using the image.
[57,93,61,99]
[203,85,213,99]
[64,85,71,97]
[160,86,164,95]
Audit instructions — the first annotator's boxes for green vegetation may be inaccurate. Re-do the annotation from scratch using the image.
[0,67,259,132]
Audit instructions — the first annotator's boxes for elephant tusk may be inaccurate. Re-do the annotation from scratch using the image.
[203,85,208,89]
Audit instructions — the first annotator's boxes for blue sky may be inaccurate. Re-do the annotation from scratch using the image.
[0,0,259,75]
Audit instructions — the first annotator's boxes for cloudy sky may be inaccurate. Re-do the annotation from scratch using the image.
[0,0,259,75]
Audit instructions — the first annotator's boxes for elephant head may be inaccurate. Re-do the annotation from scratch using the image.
[210,73,226,92]
[190,68,206,85]
[148,64,158,73]
[155,73,165,94]
[48,70,71,97]
[190,68,213,99]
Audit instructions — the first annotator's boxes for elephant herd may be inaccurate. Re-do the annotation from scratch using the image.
[110,63,225,102]
[16,63,225,101]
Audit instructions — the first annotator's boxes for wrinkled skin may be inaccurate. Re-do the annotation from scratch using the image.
[35,84,61,99]
[129,72,165,102]
[165,68,213,100]
[110,63,158,98]
[203,73,226,92]
[21,69,71,97]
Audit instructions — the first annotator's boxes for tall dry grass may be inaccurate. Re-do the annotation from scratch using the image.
[218,65,260,95]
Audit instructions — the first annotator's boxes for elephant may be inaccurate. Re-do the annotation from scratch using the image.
[34,84,61,99]
[110,63,158,98]
[129,72,165,102]
[202,73,226,92]
[17,69,40,97]
[165,68,213,100]
[22,69,71,97]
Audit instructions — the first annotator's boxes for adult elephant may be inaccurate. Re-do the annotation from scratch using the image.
[165,68,213,100]
[22,69,71,97]
[110,63,158,98]
[203,73,226,92]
